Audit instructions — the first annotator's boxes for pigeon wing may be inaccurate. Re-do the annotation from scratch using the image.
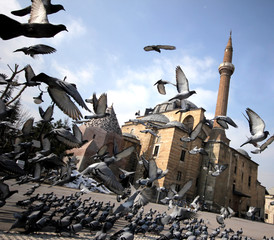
[72,124,83,142]
[48,87,83,120]
[24,65,36,84]
[189,121,203,140]
[143,45,154,51]
[177,179,193,198]
[157,83,166,95]
[176,66,189,93]
[260,135,274,152]
[157,45,176,50]
[22,118,34,135]
[30,44,56,55]
[246,108,266,135]
[115,146,135,161]
[57,80,90,112]
[29,0,49,23]
[148,160,158,181]
[96,93,108,115]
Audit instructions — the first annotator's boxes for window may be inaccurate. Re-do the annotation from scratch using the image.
[153,145,159,157]
[175,184,181,192]
[248,176,251,187]
[234,166,237,174]
[265,213,268,219]
[180,150,186,161]
[176,171,182,181]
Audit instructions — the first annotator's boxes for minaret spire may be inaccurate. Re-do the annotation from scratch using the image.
[206,33,235,144]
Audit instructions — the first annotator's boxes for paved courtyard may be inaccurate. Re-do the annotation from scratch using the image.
[0,180,273,239]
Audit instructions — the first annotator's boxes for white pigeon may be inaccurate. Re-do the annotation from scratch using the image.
[240,108,269,147]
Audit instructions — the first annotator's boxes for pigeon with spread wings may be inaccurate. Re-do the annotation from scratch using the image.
[144,45,176,53]
[11,0,65,17]
[85,93,109,119]
[31,73,90,120]
[240,108,269,147]
[154,79,176,95]
[169,66,196,101]
[14,44,56,58]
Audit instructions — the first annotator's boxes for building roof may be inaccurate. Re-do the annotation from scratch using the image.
[152,99,198,114]
[141,113,170,124]
[236,148,251,158]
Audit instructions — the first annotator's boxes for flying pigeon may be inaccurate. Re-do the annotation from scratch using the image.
[85,93,109,119]
[154,79,176,95]
[144,45,176,53]
[189,146,208,155]
[240,108,269,147]
[140,129,159,138]
[49,124,87,148]
[0,14,67,40]
[212,115,238,129]
[31,73,90,120]
[80,162,125,196]
[180,121,203,142]
[14,44,56,58]
[251,134,274,154]
[211,164,228,177]
[169,66,196,101]
[11,0,65,17]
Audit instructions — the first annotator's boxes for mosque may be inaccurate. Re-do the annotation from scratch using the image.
[75,34,266,220]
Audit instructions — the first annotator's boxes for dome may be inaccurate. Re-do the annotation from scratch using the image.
[141,113,170,124]
[236,148,250,158]
[153,99,198,114]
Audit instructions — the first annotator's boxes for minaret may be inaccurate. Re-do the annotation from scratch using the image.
[207,32,235,144]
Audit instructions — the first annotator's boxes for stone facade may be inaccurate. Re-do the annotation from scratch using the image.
[265,189,274,224]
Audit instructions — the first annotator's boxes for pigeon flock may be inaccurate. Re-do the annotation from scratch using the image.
[0,1,273,239]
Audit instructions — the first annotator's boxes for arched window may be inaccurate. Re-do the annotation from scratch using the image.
[183,115,194,131]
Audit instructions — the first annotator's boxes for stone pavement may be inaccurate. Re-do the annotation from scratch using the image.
[0,180,274,239]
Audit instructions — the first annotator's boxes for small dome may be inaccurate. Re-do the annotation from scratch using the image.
[236,149,250,158]
[141,113,170,124]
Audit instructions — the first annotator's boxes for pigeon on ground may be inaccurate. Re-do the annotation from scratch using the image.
[14,44,56,58]
[251,134,274,154]
[31,73,90,120]
[211,164,228,177]
[241,108,269,147]
[0,181,18,202]
[144,45,176,53]
[212,115,238,129]
[154,80,176,95]
[180,121,203,142]
[85,93,109,119]
[169,66,196,101]
[0,14,67,40]
[11,0,65,17]
[80,162,125,196]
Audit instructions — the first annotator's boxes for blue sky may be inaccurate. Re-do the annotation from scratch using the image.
[1,0,274,190]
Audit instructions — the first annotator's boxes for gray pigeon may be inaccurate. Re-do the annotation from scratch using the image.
[14,44,56,58]
[154,79,176,95]
[85,93,109,119]
[240,108,269,147]
[251,134,274,154]
[211,164,228,177]
[31,73,90,120]
[169,66,196,101]
[11,0,65,17]
[180,121,203,142]
[0,14,67,40]
[212,115,238,129]
[144,45,176,53]
[80,162,125,196]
